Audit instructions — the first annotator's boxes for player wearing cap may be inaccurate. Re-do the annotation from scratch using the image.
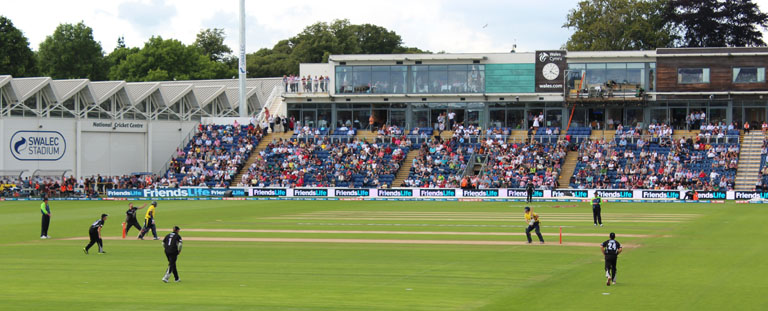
[40,197,51,239]
[162,226,183,283]
[84,214,108,254]
[123,202,147,238]
[138,201,158,240]
[601,232,622,286]
[523,206,544,244]
[592,193,603,226]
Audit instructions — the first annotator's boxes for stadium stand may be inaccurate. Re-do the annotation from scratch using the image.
[568,124,738,190]
[166,123,263,187]
[241,138,410,188]
[477,139,567,189]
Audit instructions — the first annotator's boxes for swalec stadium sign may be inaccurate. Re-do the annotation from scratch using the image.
[10,130,67,161]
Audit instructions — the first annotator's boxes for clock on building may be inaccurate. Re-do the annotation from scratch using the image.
[542,63,559,80]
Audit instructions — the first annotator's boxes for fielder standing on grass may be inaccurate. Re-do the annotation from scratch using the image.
[524,206,544,244]
[123,202,147,238]
[138,201,158,240]
[162,226,183,283]
[40,197,51,239]
[592,193,603,226]
[525,182,534,203]
[84,214,108,254]
[601,232,622,286]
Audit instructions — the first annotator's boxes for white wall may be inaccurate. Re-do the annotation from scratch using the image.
[2,118,77,176]
[1,117,199,178]
[150,121,198,175]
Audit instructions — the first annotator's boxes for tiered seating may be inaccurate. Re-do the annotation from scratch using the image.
[243,138,411,188]
[167,124,261,187]
[569,134,737,190]
[401,138,474,188]
[698,123,740,143]
[566,127,591,144]
[485,127,511,142]
[479,140,566,189]
[402,137,566,189]
[534,127,560,144]
[292,126,330,140]
[329,127,357,142]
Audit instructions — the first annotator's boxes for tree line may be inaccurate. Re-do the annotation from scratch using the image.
[564,0,768,51]
[1,1,767,80]
[0,18,424,81]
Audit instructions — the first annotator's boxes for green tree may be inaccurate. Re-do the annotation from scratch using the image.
[110,36,234,82]
[37,22,107,80]
[106,37,139,80]
[245,19,425,78]
[668,0,768,47]
[563,0,676,51]
[194,28,233,62]
[0,16,36,77]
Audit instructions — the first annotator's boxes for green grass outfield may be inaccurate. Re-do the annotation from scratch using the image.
[1,199,767,310]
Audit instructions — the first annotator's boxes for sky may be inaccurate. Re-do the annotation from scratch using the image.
[4,0,768,55]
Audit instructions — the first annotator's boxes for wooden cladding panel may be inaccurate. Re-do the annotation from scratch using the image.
[657,56,768,92]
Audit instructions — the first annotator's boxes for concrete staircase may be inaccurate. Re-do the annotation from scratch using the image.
[392,149,420,187]
[589,130,615,142]
[233,132,293,186]
[509,130,528,143]
[734,132,765,191]
[558,150,580,188]
[355,130,378,142]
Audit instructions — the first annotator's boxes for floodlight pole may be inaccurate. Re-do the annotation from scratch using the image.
[238,0,247,117]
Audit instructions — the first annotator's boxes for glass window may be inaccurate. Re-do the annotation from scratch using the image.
[606,63,626,84]
[650,108,668,125]
[571,108,587,128]
[733,67,766,83]
[412,109,430,128]
[390,66,407,93]
[352,109,371,130]
[335,66,352,93]
[545,109,562,128]
[449,70,468,93]
[586,63,606,87]
[567,64,586,91]
[390,110,406,128]
[678,68,710,84]
[648,63,656,91]
[352,66,371,93]
[411,66,430,93]
[490,109,506,128]
[709,108,727,125]
[371,66,390,94]
[337,110,353,128]
[506,109,524,129]
[429,69,448,93]
[317,108,332,129]
[625,108,643,127]
[626,63,645,88]
[468,65,485,92]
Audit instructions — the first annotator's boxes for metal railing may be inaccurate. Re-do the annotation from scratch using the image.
[255,85,284,130]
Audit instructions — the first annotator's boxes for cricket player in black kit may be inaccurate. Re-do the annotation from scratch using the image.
[525,182,534,203]
[162,226,183,283]
[124,202,147,237]
[84,214,108,254]
[601,232,622,286]
[592,193,603,226]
